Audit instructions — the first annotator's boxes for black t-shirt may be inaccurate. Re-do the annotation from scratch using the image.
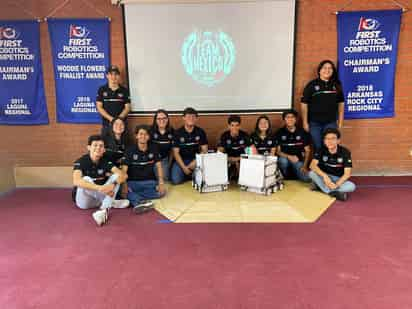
[124,144,161,181]
[249,132,276,155]
[218,130,251,157]
[103,134,127,167]
[314,145,353,177]
[73,154,114,185]
[150,128,174,160]
[275,127,311,161]
[301,78,344,123]
[96,84,130,126]
[173,126,208,161]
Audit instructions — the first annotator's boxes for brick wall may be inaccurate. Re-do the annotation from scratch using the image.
[0,0,411,174]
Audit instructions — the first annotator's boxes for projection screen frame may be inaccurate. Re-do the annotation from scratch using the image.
[121,0,298,115]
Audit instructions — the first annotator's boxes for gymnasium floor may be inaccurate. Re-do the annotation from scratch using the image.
[1,176,412,309]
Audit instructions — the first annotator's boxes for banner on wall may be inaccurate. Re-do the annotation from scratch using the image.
[48,18,110,123]
[337,10,402,119]
[0,20,49,125]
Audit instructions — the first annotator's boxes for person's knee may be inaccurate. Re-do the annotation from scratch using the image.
[83,176,94,183]
[308,170,317,180]
[344,181,356,192]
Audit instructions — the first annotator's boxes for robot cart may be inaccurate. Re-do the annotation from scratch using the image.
[238,154,284,195]
[192,152,229,193]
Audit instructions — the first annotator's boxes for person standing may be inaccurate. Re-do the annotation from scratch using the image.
[301,60,344,150]
[96,65,131,136]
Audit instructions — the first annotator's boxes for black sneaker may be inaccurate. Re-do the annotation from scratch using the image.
[309,182,320,191]
[329,191,348,201]
[132,200,154,214]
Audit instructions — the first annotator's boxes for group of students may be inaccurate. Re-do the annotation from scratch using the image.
[72,61,357,224]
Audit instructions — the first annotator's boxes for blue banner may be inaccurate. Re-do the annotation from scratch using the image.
[0,20,48,125]
[337,10,402,119]
[48,18,110,123]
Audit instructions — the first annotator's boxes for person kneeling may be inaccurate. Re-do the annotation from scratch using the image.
[72,135,129,225]
[217,115,252,181]
[309,128,356,201]
[123,125,166,214]
[275,109,311,182]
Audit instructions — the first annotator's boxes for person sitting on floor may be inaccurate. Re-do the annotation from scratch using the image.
[217,115,253,180]
[275,109,311,182]
[249,115,276,155]
[309,128,356,201]
[171,107,208,184]
[103,117,128,167]
[150,109,174,182]
[72,135,129,225]
[123,125,166,213]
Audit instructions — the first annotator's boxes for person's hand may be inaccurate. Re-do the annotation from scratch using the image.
[187,160,196,170]
[322,175,334,189]
[99,183,115,196]
[182,166,192,175]
[300,166,309,175]
[303,122,310,132]
[157,183,166,195]
[288,155,299,163]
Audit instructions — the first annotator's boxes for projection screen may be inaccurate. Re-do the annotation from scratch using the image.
[123,0,296,114]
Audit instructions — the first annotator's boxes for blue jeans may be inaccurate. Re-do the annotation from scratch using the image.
[278,156,310,182]
[308,171,356,194]
[154,157,170,182]
[170,158,194,185]
[310,121,337,151]
[127,180,161,206]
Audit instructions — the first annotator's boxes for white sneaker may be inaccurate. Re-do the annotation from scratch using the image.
[112,199,130,209]
[92,209,108,226]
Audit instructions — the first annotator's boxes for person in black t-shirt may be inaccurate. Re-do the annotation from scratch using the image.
[217,115,252,180]
[309,128,356,201]
[301,60,344,150]
[171,107,208,185]
[150,109,174,181]
[249,115,276,155]
[72,135,129,220]
[123,125,166,213]
[96,65,131,136]
[275,110,311,182]
[103,117,128,167]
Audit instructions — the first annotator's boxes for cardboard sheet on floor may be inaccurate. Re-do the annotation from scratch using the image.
[154,181,335,223]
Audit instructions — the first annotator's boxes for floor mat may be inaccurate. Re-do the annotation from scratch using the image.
[155,181,335,223]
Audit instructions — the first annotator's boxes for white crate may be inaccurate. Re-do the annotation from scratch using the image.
[238,154,284,195]
[192,152,229,193]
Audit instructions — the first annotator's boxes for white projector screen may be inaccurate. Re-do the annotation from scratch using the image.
[123,0,296,114]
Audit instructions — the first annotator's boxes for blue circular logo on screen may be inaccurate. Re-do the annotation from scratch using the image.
[181,30,236,87]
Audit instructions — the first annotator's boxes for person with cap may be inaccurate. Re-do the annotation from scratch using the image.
[171,107,208,185]
[275,109,311,182]
[96,65,131,136]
